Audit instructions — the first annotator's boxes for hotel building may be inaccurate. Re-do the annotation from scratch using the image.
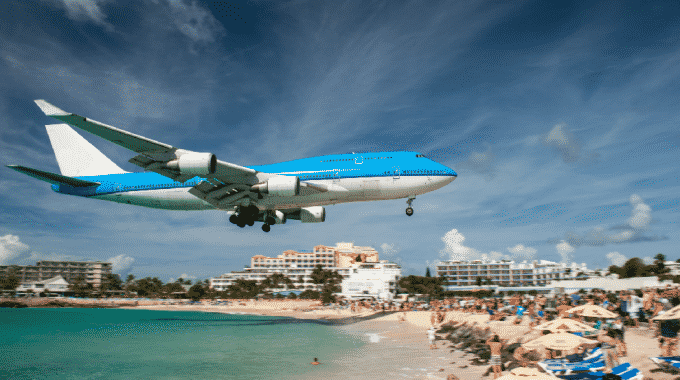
[210,242,400,298]
[0,260,113,288]
[436,259,589,288]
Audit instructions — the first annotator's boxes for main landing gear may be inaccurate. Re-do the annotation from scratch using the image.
[406,197,415,216]
[230,207,276,233]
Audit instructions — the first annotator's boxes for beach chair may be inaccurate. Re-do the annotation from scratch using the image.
[556,373,604,380]
[650,356,680,372]
[542,359,606,376]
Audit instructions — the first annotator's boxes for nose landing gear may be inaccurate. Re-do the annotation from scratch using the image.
[406,196,415,216]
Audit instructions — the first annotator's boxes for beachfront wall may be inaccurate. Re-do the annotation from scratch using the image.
[550,276,671,293]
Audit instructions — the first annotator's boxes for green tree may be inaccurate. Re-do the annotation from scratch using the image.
[475,276,482,286]
[0,269,20,290]
[653,253,669,275]
[310,265,343,303]
[260,273,295,292]
[134,277,163,297]
[425,267,432,277]
[187,284,206,301]
[621,258,651,278]
[69,275,93,297]
[398,275,443,300]
[355,255,362,262]
[223,279,261,299]
[101,273,122,293]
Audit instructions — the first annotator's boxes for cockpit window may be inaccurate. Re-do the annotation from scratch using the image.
[416,154,425,158]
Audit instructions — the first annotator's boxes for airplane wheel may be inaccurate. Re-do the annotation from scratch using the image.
[266,217,276,225]
[406,207,414,216]
[262,224,271,232]
[246,219,254,227]
[229,214,238,224]
[237,221,246,228]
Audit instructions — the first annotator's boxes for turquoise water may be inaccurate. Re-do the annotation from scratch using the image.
[0,308,364,379]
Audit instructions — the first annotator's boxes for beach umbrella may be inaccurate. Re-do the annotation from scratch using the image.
[653,304,680,320]
[496,367,554,380]
[566,304,618,318]
[522,332,595,351]
[533,318,596,333]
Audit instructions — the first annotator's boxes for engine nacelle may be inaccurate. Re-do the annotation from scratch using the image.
[251,176,300,197]
[167,152,216,176]
[300,206,325,223]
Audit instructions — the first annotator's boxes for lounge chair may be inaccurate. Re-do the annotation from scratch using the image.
[650,356,680,372]
[556,362,642,380]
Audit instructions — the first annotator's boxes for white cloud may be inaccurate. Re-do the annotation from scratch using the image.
[482,251,509,261]
[643,256,654,265]
[380,243,400,256]
[108,254,135,275]
[606,251,627,266]
[164,0,225,43]
[507,244,537,260]
[542,124,597,163]
[178,273,197,280]
[459,149,495,174]
[628,194,652,229]
[51,0,111,27]
[561,194,662,247]
[0,235,30,265]
[556,240,574,264]
[439,229,479,261]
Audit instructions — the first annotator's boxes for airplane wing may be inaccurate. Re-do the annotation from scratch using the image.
[33,100,322,209]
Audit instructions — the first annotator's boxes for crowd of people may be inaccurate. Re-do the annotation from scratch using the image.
[333,286,680,378]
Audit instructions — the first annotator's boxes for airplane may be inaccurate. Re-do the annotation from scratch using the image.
[7,100,457,232]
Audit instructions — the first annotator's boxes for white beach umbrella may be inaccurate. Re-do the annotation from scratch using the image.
[533,318,596,333]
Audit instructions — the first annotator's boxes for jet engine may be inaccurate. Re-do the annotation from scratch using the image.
[251,176,300,197]
[300,206,325,223]
[166,152,216,176]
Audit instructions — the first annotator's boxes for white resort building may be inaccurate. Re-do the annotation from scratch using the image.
[0,260,112,288]
[210,242,401,299]
[436,259,589,288]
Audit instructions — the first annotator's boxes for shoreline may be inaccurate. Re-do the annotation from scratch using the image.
[5,299,677,379]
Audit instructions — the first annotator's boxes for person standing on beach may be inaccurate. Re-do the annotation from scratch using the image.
[428,326,437,349]
[486,334,504,379]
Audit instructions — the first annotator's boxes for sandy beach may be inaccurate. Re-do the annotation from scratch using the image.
[123,301,677,379]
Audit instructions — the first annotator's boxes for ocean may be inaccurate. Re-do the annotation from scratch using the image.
[0,308,365,379]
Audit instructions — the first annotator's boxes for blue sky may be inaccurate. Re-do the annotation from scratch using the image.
[1,0,679,281]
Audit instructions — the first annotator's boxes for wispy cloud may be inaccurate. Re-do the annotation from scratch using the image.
[606,251,627,266]
[47,0,111,28]
[163,0,225,43]
[556,240,574,264]
[108,254,135,275]
[553,194,667,247]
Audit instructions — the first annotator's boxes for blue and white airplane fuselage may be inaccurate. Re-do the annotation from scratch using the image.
[9,100,457,231]
[62,152,456,210]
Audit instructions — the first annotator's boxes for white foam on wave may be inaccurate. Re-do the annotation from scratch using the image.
[366,333,384,343]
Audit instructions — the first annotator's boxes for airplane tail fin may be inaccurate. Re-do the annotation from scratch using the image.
[45,124,128,176]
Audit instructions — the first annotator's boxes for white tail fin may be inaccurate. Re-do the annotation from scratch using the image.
[45,124,128,176]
